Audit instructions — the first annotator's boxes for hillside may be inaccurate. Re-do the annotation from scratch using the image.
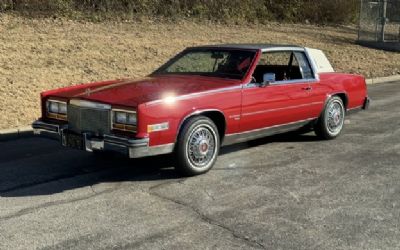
[1,14,400,129]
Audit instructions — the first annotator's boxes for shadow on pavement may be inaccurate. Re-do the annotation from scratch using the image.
[0,132,319,197]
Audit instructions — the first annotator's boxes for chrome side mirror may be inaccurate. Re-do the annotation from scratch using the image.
[260,73,275,87]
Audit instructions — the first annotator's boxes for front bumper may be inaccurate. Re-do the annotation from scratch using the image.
[32,120,174,158]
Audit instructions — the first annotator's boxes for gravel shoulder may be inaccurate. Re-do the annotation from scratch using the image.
[1,14,400,129]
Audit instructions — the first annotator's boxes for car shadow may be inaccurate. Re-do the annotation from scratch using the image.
[0,132,320,197]
[220,132,321,155]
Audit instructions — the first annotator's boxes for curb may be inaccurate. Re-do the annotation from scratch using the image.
[0,75,399,142]
[366,75,400,85]
[0,126,33,142]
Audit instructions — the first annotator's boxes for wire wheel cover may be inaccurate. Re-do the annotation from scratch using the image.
[186,125,216,168]
[326,100,344,134]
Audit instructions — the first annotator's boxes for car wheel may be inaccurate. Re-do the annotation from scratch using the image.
[175,116,220,176]
[315,96,345,140]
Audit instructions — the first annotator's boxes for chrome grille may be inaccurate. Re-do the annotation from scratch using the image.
[68,104,110,135]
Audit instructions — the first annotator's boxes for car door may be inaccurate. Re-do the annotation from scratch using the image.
[239,50,318,132]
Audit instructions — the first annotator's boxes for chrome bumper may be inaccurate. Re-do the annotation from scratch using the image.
[32,120,174,158]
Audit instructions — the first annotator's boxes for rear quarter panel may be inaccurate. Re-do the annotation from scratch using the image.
[319,73,368,110]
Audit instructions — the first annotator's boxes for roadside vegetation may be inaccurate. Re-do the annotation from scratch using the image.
[1,14,400,129]
[0,1,399,129]
[0,0,359,24]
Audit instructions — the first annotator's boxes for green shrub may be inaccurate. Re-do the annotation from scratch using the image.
[0,0,360,24]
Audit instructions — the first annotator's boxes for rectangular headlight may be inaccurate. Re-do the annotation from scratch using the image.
[112,109,137,132]
[46,99,67,120]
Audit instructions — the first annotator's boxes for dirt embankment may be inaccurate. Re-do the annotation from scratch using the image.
[1,14,399,129]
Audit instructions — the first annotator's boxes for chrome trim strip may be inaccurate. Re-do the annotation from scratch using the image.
[146,85,242,106]
[229,115,241,119]
[346,106,363,115]
[320,92,349,116]
[347,98,370,115]
[128,143,175,158]
[69,99,112,110]
[111,108,137,114]
[176,109,227,141]
[242,102,324,117]
[269,79,318,85]
[244,79,318,88]
[177,85,242,100]
[73,79,138,97]
[103,134,148,147]
[222,118,317,146]
[229,114,241,121]
[32,120,61,134]
[347,105,363,112]
[32,120,67,140]
[47,99,67,104]
[261,47,305,52]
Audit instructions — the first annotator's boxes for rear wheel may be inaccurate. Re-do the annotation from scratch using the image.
[175,116,220,176]
[315,96,345,140]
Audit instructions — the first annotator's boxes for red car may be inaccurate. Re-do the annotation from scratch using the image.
[33,44,369,176]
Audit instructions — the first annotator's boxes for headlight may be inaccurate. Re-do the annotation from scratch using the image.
[115,112,127,124]
[49,102,59,113]
[127,113,137,125]
[112,109,137,132]
[46,100,67,120]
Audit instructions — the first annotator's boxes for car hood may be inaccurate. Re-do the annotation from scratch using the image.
[45,75,241,107]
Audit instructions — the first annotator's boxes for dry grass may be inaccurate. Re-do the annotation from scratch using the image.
[1,14,399,129]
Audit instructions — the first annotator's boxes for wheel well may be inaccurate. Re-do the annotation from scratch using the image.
[201,111,226,140]
[333,93,348,109]
[179,111,226,141]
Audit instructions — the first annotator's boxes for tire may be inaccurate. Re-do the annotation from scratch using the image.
[314,96,346,140]
[175,116,220,176]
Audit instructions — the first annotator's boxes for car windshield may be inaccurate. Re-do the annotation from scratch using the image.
[152,49,257,80]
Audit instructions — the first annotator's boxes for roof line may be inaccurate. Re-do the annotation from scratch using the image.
[190,43,304,50]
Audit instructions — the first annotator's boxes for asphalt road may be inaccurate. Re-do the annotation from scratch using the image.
[1,82,399,250]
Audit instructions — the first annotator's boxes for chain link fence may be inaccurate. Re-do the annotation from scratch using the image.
[358,0,400,51]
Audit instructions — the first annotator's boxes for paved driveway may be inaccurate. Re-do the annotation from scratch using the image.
[0,82,399,250]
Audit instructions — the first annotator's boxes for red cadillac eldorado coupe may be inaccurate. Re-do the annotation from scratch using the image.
[33,44,369,176]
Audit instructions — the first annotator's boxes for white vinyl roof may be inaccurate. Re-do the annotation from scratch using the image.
[305,48,335,74]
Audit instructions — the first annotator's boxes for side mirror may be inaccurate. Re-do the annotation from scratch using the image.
[260,73,275,87]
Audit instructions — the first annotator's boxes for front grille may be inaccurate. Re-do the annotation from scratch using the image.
[68,104,110,135]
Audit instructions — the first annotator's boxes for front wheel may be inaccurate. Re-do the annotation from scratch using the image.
[314,96,345,140]
[175,116,220,176]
